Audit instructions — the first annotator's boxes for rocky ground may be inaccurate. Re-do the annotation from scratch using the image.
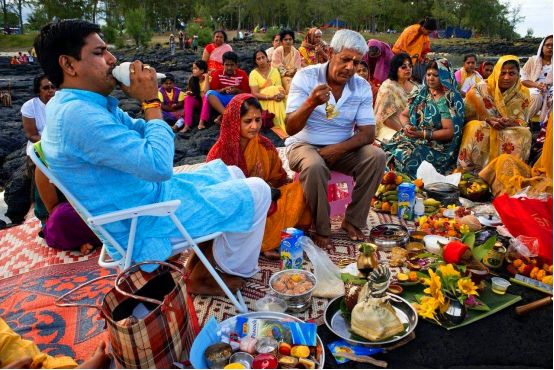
[0,37,544,227]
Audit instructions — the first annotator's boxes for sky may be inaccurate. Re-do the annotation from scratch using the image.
[507,0,553,37]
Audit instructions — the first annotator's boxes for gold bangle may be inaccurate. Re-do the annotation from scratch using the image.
[142,102,161,111]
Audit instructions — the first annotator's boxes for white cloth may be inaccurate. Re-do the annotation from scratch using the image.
[20,97,47,149]
[213,167,271,277]
[285,62,375,147]
[460,70,483,94]
[266,47,275,62]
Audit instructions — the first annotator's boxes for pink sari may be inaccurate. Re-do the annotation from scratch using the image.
[206,43,233,71]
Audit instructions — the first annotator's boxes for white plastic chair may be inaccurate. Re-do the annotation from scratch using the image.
[27,143,248,313]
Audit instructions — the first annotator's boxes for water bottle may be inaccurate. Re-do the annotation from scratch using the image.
[414,196,425,218]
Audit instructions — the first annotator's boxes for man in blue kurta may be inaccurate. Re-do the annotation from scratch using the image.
[34,19,271,295]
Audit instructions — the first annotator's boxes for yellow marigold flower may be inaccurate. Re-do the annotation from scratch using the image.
[438,264,461,278]
[458,278,479,296]
[460,224,470,234]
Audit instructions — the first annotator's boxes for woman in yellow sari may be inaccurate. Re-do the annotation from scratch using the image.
[249,49,287,135]
[480,112,553,196]
[271,29,302,95]
[206,94,310,258]
[457,55,532,172]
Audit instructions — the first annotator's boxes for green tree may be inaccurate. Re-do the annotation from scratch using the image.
[125,7,152,47]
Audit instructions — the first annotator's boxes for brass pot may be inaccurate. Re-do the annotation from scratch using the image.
[357,243,379,278]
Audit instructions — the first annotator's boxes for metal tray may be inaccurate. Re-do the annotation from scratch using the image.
[324,293,418,347]
[219,311,325,368]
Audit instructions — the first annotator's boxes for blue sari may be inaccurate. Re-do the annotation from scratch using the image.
[383,58,465,177]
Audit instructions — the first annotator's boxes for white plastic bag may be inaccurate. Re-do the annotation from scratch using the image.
[299,236,344,298]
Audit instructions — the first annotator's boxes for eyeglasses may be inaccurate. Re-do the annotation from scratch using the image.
[41,85,55,90]
[400,64,412,70]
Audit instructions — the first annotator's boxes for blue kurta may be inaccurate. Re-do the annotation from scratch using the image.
[42,89,254,265]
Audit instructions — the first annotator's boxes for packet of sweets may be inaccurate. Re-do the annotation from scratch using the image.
[327,339,383,364]
[234,318,316,346]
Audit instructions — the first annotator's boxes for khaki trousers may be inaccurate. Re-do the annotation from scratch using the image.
[287,142,386,237]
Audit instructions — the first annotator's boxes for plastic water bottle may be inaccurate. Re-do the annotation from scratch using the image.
[414,196,425,218]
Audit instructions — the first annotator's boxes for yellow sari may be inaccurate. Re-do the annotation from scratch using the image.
[457,55,532,171]
[249,68,287,133]
[243,137,311,252]
[480,113,553,196]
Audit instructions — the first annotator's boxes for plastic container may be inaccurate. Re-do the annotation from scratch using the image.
[280,228,304,269]
[491,277,511,295]
[414,196,425,218]
[397,182,416,220]
[254,295,287,313]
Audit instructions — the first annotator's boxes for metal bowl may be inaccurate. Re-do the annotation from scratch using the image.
[370,224,409,251]
[324,293,418,347]
[269,269,316,313]
[424,182,460,206]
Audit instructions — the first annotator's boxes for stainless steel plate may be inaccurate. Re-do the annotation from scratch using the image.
[219,311,325,368]
[324,293,418,347]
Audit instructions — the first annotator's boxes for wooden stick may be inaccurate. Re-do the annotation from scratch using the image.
[336,352,388,368]
[515,296,552,315]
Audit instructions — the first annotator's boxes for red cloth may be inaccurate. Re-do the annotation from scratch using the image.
[210,68,251,93]
[206,93,274,176]
[493,194,553,263]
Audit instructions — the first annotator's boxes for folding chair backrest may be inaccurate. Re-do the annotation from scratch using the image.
[26,142,127,258]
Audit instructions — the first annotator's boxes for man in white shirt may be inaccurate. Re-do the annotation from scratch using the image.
[285,29,386,248]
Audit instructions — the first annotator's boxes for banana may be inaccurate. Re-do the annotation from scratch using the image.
[424,198,441,207]
[383,190,398,197]
[376,184,386,195]
[425,205,438,212]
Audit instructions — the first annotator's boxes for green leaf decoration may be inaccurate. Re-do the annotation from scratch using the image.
[471,236,497,262]
[462,231,476,248]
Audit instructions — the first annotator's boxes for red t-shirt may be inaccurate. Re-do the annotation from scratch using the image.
[210,68,251,93]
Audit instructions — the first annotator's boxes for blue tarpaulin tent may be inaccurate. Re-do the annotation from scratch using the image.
[323,18,347,28]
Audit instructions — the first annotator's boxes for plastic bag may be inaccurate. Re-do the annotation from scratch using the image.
[508,236,540,259]
[299,236,344,298]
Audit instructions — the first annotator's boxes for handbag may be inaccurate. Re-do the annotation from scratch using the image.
[493,195,553,263]
[261,109,275,129]
[57,261,195,368]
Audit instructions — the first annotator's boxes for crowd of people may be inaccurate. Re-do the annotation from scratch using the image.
[9,50,35,65]
[5,16,552,367]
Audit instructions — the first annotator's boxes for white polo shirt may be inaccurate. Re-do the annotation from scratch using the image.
[285,62,375,147]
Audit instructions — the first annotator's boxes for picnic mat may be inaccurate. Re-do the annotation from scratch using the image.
[0,257,115,363]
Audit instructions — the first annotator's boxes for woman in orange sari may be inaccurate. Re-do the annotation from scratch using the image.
[206,94,310,258]
[480,112,553,196]
[457,55,531,172]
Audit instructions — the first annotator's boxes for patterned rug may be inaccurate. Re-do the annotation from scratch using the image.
[191,211,413,326]
[0,217,98,279]
[0,257,115,363]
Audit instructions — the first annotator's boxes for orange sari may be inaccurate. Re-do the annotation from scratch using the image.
[243,137,311,251]
[206,93,310,252]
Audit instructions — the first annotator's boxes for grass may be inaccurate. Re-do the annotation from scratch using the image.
[0,32,38,52]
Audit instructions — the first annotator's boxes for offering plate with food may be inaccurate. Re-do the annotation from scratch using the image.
[191,311,325,369]
[326,265,418,347]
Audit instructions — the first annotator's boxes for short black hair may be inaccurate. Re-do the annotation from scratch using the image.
[161,73,175,83]
[193,59,207,72]
[419,17,437,31]
[389,52,411,81]
[214,30,228,42]
[279,29,295,42]
[253,49,268,66]
[222,51,238,64]
[502,59,520,72]
[240,97,262,117]
[272,34,280,42]
[34,19,101,88]
[463,54,477,62]
[33,74,48,94]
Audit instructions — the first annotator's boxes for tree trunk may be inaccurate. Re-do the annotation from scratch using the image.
[17,0,22,33]
[92,0,98,23]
